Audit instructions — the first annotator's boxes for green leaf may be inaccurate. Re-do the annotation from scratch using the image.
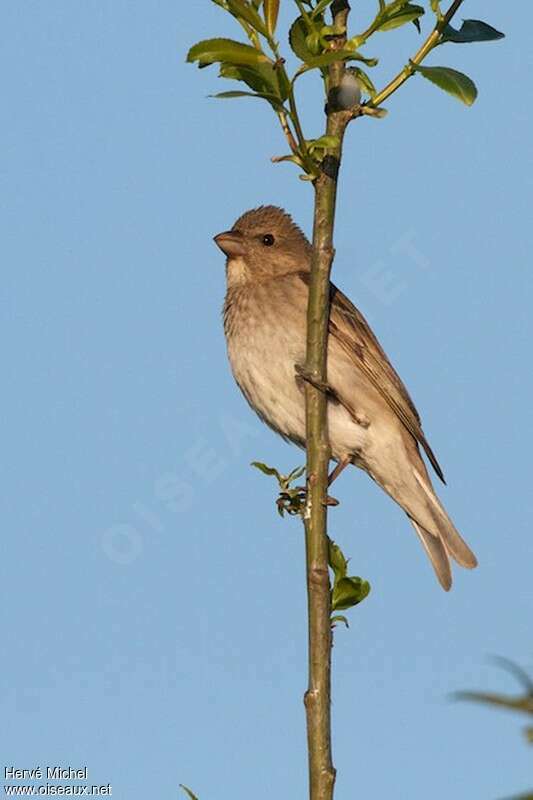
[320,24,345,37]
[251,461,281,481]
[210,90,284,109]
[331,615,349,628]
[289,17,314,62]
[286,465,306,484]
[289,15,334,60]
[378,4,424,32]
[328,538,348,580]
[312,0,333,17]
[440,19,505,44]
[413,64,477,106]
[271,153,304,165]
[219,62,288,100]
[343,38,380,65]
[226,0,269,35]
[308,135,340,153]
[263,0,280,35]
[386,0,415,11]
[187,38,272,67]
[349,67,376,97]
[305,30,322,56]
[332,576,370,611]
[179,786,199,800]
[296,49,373,75]
[352,53,379,67]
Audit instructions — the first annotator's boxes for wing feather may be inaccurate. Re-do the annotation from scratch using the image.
[297,273,445,483]
[330,283,445,483]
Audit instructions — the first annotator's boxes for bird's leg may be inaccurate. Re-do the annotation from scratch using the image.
[321,457,351,505]
[295,363,368,427]
[294,363,337,398]
[328,456,351,486]
[291,459,349,509]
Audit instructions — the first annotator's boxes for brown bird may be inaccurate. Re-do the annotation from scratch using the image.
[214,206,477,590]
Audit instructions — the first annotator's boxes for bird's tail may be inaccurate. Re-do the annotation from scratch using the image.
[406,465,478,590]
[368,449,478,590]
[409,518,453,591]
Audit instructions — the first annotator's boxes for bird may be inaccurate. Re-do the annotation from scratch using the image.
[214,205,477,590]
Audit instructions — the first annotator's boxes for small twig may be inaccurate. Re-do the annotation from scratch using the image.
[294,0,314,31]
[277,110,300,155]
[234,15,262,49]
[368,0,466,109]
[266,35,316,174]
[288,92,311,157]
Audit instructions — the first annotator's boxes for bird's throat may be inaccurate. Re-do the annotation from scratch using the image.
[226,256,249,288]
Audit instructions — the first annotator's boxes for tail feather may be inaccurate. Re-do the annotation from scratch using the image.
[366,445,478,590]
[411,467,478,569]
[409,518,452,591]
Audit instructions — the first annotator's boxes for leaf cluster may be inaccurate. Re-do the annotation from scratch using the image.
[328,538,370,625]
[251,461,307,516]
[187,1,504,177]
[251,462,371,622]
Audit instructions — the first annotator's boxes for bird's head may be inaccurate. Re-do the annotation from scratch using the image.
[214,206,311,287]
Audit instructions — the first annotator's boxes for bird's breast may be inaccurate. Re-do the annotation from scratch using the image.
[223,282,371,461]
[223,285,307,444]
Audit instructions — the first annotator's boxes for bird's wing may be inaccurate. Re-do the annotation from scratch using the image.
[320,278,445,483]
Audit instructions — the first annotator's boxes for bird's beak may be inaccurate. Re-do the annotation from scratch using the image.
[213,230,245,258]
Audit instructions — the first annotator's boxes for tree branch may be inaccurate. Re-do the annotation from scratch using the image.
[368,0,466,109]
[303,3,352,799]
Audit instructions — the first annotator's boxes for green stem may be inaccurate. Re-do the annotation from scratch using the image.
[354,6,384,45]
[235,15,261,49]
[294,0,313,30]
[267,35,316,174]
[288,93,310,156]
[369,0,465,108]
[277,109,300,155]
[303,4,352,799]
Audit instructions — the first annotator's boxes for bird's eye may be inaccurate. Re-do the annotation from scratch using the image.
[262,234,275,247]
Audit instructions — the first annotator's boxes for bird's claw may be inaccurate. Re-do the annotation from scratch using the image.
[294,363,332,395]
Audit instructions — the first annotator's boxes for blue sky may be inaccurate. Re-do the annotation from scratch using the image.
[1,2,532,798]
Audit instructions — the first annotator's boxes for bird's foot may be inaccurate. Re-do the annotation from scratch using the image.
[294,363,334,396]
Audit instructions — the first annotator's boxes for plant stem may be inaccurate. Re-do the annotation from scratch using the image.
[266,35,316,174]
[276,109,300,155]
[294,0,313,30]
[368,0,465,108]
[303,3,352,799]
